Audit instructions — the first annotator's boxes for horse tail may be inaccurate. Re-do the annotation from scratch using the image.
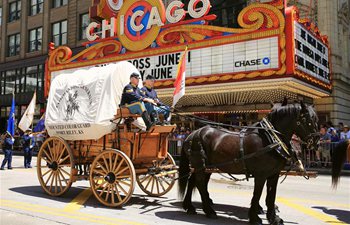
[178,138,191,199]
[331,140,348,188]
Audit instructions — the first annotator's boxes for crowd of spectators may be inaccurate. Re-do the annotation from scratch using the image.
[314,121,349,167]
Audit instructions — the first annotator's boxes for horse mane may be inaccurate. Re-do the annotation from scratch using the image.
[268,103,301,122]
[268,103,318,124]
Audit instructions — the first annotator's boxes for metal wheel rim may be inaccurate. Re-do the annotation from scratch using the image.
[37,136,74,197]
[90,149,136,207]
[136,153,176,197]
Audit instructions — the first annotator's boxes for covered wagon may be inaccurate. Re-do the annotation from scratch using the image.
[37,61,177,207]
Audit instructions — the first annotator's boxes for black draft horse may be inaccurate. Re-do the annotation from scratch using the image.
[331,139,349,188]
[178,101,319,225]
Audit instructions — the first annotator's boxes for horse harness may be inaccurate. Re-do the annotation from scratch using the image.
[187,118,292,181]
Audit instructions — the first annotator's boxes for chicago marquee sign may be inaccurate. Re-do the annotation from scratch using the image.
[46,0,331,97]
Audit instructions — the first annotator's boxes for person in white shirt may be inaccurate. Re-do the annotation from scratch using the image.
[340,125,350,140]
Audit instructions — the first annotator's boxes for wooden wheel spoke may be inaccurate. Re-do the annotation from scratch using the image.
[42,149,53,163]
[139,174,150,184]
[115,166,129,177]
[108,152,113,171]
[48,141,55,161]
[57,146,67,162]
[101,155,110,172]
[159,176,171,186]
[57,173,63,192]
[99,183,109,197]
[117,179,131,187]
[41,169,51,178]
[105,185,111,202]
[49,171,55,192]
[44,171,54,186]
[116,182,128,196]
[112,154,118,172]
[55,172,58,194]
[111,185,115,205]
[158,177,166,192]
[95,179,107,189]
[114,184,123,202]
[96,161,108,175]
[58,169,68,186]
[114,158,125,174]
[116,174,131,179]
[150,178,155,193]
[93,169,107,177]
[58,155,70,165]
[60,167,71,177]
[144,176,153,190]
[155,177,160,194]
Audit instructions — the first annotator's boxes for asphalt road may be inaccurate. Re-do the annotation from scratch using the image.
[0,155,349,225]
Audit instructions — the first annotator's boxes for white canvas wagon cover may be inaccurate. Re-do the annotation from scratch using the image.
[45,61,141,140]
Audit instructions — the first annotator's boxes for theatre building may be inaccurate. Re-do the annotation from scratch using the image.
[0,0,349,132]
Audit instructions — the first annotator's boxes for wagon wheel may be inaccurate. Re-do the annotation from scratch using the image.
[90,149,136,207]
[136,153,176,197]
[37,136,75,196]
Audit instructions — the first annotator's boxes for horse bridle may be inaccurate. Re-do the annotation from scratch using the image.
[295,110,319,149]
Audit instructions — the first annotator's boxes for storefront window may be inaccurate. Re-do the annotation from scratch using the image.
[28,27,43,52]
[5,70,16,94]
[9,0,21,22]
[15,69,25,93]
[26,66,38,92]
[52,20,67,46]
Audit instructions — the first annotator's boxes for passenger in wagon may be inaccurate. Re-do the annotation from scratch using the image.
[141,75,171,125]
[120,72,156,131]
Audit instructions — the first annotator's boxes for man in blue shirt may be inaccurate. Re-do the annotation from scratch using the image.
[141,75,171,125]
[1,131,15,170]
[120,72,156,131]
[22,129,35,168]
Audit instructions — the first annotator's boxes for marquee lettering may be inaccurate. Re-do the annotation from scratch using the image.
[86,0,212,51]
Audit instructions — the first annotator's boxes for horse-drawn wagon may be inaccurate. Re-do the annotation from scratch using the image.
[37,62,177,207]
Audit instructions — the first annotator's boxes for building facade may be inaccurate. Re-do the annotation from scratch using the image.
[0,0,349,133]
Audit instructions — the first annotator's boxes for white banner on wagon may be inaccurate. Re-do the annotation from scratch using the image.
[45,61,143,140]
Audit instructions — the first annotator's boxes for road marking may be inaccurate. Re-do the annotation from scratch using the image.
[63,188,92,212]
[286,198,350,209]
[0,199,145,225]
[278,197,348,225]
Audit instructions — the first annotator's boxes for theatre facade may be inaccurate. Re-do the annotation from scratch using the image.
[46,0,331,127]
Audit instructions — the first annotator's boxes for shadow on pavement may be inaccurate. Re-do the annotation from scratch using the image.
[313,206,350,224]
[9,185,86,204]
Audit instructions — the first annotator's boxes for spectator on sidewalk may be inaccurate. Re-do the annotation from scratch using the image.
[1,131,15,170]
[340,125,350,140]
[330,129,340,142]
[22,129,35,168]
[317,127,331,167]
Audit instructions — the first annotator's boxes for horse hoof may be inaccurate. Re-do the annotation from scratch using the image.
[186,208,197,215]
[206,212,218,219]
[269,217,284,225]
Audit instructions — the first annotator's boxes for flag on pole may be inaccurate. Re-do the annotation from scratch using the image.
[7,92,16,136]
[172,47,187,107]
[18,92,37,132]
[33,113,45,133]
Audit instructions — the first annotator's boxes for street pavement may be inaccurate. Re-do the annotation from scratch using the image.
[0,155,349,225]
